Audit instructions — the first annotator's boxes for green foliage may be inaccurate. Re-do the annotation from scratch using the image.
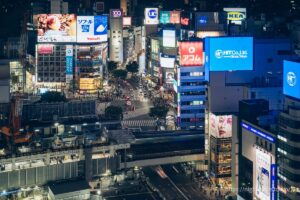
[126,61,139,74]
[113,69,128,80]
[105,105,123,120]
[107,61,118,72]
[149,106,169,119]
[40,91,66,102]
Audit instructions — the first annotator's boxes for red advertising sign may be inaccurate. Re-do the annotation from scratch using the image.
[179,42,203,66]
[38,44,53,54]
[170,11,180,24]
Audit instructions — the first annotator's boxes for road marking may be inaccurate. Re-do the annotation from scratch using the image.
[172,166,179,173]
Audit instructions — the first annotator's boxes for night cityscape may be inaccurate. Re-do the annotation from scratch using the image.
[0,0,300,199]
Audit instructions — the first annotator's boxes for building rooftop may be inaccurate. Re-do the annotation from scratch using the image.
[48,179,90,195]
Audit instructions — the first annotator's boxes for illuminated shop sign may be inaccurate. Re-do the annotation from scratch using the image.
[271,164,277,200]
[241,122,275,143]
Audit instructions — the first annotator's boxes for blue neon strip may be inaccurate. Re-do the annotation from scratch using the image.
[241,122,275,143]
[271,164,277,200]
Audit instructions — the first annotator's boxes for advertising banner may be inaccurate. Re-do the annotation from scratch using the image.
[163,30,176,48]
[165,72,174,84]
[160,11,170,24]
[196,31,225,39]
[181,17,189,26]
[145,8,159,25]
[170,11,180,24]
[255,149,271,200]
[66,45,73,75]
[209,114,232,138]
[283,60,300,100]
[123,17,132,26]
[160,54,175,68]
[206,37,253,71]
[77,16,108,43]
[224,8,246,25]
[36,14,76,43]
[179,42,204,66]
[37,44,53,54]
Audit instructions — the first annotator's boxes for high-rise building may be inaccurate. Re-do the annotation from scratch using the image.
[109,9,124,63]
[277,60,300,200]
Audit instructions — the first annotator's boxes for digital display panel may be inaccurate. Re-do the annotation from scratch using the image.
[179,42,204,66]
[209,113,232,138]
[255,149,271,200]
[206,37,253,71]
[163,30,176,48]
[77,16,108,43]
[283,60,300,99]
[36,14,76,43]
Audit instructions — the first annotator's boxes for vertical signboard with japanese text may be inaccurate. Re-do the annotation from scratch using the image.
[179,42,204,66]
[66,45,73,76]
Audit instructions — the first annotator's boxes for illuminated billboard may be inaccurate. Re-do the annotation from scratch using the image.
[179,42,204,66]
[180,17,189,26]
[145,8,159,25]
[37,44,53,54]
[77,16,108,43]
[283,60,300,99]
[36,14,76,43]
[170,11,180,24]
[255,149,271,200]
[209,114,232,138]
[123,17,132,26]
[165,72,174,84]
[160,11,170,24]
[196,31,225,39]
[66,45,73,75]
[163,30,176,48]
[160,54,175,68]
[79,78,99,90]
[151,39,159,54]
[224,8,246,25]
[206,37,253,71]
[110,9,123,18]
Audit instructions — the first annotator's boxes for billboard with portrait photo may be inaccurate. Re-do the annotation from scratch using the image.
[165,72,174,84]
[36,14,76,43]
[209,114,232,138]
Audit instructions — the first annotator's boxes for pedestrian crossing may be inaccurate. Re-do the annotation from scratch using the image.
[121,120,156,127]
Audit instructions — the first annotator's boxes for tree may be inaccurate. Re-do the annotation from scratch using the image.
[105,105,123,120]
[113,69,128,80]
[40,91,66,102]
[126,61,139,74]
[107,61,118,73]
[149,106,169,119]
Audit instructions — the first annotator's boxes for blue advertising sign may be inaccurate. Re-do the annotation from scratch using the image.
[283,60,300,99]
[206,37,253,71]
[66,56,73,75]
[241,122,275,143]
[271,164,277,200]
[77,15,108,43]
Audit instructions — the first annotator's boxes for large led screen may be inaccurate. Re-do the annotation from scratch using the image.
[255,149,271,200]
[179,42,204,66]
[209,114,232,138]
[283,60,300,99]
[207,37,253,71]
[37,14,76,43]
[77,16,108,43]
